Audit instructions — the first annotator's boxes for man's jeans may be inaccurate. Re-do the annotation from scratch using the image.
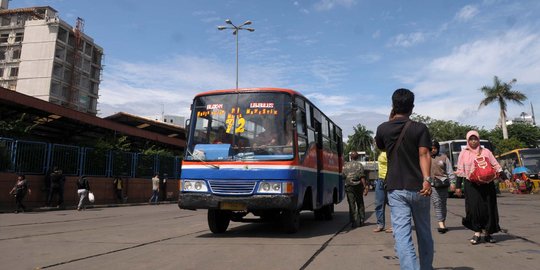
[150,190,159,203]
[374,179,387,229]
[388,189,433,270]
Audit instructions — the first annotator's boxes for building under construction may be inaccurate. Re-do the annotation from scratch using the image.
[0,1,103,115]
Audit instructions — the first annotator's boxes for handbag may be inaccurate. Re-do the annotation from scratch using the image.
[433,178,450,189]
[88,191,95,203]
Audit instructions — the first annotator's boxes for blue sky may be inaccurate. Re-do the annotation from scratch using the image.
[13,0,540,139]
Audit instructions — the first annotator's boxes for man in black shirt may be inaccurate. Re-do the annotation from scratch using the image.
[375,88,433,270]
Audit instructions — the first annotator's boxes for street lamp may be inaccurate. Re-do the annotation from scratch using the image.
[218,19,254,89]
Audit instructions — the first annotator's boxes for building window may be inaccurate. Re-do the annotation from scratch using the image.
[62,86,70,98]
[10,67,18,77]
[0,33,8,43]
[55,46,66,60]
[12,49,20,60]
[14,32,23,42]
[0,68,3,78]
[57,27,68,43]
[53,63,63,78]
[0,49,5,60]
[1,17,10,26]
[51,81,62,97]
[84,43,92,56]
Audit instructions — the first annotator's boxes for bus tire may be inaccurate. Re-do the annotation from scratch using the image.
[281,209,300,233]
[208,209,231,234]
[314,209,325,220]
[322,204,334,220]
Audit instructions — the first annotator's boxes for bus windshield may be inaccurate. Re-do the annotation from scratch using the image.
[520,148,540,174]
[187,92,294,161]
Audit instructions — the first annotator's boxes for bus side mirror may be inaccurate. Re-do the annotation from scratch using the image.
[185,119,191,138]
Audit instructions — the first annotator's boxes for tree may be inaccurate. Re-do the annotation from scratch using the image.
[345,124,374,161]
[479,76,527,140]
[411,114,477,141]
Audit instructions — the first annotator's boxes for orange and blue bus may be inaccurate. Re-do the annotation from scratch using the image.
[497,148,540,190]
[178,88,344,233]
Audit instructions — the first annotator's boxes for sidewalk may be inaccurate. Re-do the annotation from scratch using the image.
[0,200,177,214]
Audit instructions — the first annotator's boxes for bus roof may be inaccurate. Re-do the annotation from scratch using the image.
[439,139,490,144]
[194,88,304,98]
[498,148,540,156]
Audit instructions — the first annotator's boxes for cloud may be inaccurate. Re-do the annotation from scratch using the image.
[390,32,426,47]
[313,0,356,11]
[357,53,381,63]
[397,27,540,129]
[455,5,479,22]
[305,93,349,106]
[98,55,232,117]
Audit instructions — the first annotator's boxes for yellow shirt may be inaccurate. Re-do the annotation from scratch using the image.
[377,152,387,179]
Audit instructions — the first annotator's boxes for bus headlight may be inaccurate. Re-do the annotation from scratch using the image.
[257,181,293,194]
[182,180,208,192]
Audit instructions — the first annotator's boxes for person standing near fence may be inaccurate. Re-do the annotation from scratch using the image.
[10,174,31,213]
[113,175,124,203]
[47,167,65,208]
[149,174,160,204]
[76,176,90,211]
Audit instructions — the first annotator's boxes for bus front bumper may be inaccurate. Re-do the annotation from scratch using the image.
[178,193,297,211]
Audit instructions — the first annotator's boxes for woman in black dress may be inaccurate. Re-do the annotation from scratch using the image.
[454,130,506,244]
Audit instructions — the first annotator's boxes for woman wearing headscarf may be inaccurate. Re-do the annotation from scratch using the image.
[430,140,455,234]
[455,130,506,244]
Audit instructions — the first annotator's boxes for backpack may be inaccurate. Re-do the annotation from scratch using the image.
[468,149,497,184]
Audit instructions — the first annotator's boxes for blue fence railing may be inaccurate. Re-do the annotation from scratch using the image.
[0,137,182,179]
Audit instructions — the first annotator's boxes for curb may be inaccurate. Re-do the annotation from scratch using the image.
[0,200,177,214]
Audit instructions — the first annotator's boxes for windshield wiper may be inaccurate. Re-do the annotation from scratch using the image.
[186,148,219,169]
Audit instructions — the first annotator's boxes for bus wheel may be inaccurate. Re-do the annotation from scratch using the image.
[322,204,334,220]
[314,208,325,220]
[208,209,231,234]
[281,209,300,233]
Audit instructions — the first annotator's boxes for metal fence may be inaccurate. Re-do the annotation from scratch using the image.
[0,137,182,179]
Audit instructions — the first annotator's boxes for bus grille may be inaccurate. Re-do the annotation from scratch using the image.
[208,180,256,195]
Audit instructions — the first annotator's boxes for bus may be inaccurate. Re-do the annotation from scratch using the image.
[497,148,540,190]
[178,88,344,233]
[438,139,494,195]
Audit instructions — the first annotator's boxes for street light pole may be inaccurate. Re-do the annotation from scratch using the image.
[218,19,254,89]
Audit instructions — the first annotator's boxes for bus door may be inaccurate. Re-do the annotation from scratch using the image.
[314,119,323,208]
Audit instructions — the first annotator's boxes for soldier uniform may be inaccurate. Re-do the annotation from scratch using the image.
[343,157,367,228]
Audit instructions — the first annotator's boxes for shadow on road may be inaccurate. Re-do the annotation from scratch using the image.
[197,211,350,239]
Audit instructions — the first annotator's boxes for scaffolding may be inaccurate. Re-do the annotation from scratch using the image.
[67,17,84,110]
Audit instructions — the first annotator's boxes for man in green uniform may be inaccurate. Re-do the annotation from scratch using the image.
[343,152,369,228]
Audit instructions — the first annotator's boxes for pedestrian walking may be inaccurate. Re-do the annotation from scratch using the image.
[430,140,455,234]
[76,176,91,211]
[376,88,433,270]
[343,152,369,228]
[455,130,507,244]
[47,167,65,208]
[373,151,392,233]
[113,175,124,203]
[9,174,31,213]
[149,174,160,204]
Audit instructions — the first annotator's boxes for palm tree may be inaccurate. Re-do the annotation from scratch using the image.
[479,76,527,139]
[345,124,374,160]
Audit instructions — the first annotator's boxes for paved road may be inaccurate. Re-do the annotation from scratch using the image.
[1,193,539,270]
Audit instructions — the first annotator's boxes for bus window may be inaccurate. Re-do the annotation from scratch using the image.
[521,149,540,175]
[188,92,294,160]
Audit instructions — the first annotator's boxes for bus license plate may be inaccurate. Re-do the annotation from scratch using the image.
[220,202,246,211]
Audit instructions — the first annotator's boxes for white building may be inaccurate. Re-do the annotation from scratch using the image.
[0,1,103,115]
[506,112,535,126]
